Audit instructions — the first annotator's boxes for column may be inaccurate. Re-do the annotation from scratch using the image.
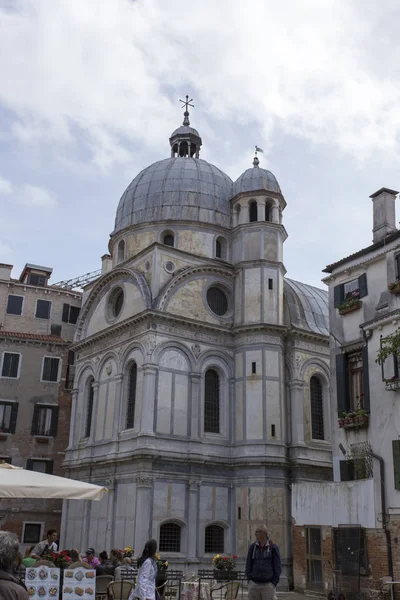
[112,373,124,438]
[105,478,115,550]
[239,204,249,224]
[190,373,201,439]
[288,380,305,444]
[66,388,78,449]
[271,204,280,223]
[187,480,200,560]
[134,476,153,553]
[257,201,265,222]
[140,364,157,435]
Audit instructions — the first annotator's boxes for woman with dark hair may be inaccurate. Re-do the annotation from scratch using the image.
[131,540,158,600]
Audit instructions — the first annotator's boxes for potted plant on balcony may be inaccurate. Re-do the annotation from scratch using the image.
[338,291,362,315]
[388,281,400,295]
[212,554,238,580]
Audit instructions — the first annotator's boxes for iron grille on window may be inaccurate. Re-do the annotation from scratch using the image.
[204,369,220,433]
[310,376,324,440]
[85,379,94,438]
[126,363,137,429]
[159,523,181,552]
[206,287,228,316]
[205,525,224,553]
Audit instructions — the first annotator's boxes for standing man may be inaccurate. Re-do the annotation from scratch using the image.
[31,529,58,559]
[245,525,282,600]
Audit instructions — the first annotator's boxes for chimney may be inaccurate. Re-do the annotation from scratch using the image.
[370,187,398,243]
[0,264,13,281]
[101,254,112,274]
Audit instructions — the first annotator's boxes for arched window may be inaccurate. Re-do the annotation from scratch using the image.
[249,201,258,222]
[159,523,181,552]
[310,376,324,440]
[265,203,271,222]
[126,363,137,429]
[204,369,220,433]
[162,232,174,247]
[215,237,227,260]
[85,377,94,438]
[205,525,224,553]
[117,240,125,263]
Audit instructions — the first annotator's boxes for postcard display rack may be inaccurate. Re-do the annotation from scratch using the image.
[26,566,61,600]
[62,568,96,600]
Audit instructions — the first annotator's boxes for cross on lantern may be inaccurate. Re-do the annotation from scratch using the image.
[179,95,194,112]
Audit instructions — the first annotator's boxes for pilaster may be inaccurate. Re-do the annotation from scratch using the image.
[134,475,153,553]
[140,364,158,435]
[288,379,305,444]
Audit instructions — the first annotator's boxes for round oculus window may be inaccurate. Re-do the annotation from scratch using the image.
[109,287,124,319]
[207,286,228,316]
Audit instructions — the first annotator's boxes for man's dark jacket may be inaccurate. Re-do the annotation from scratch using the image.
[245,541,282,587]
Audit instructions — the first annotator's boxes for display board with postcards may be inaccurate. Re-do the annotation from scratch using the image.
[26,566,61,600]
[62,568,96,600]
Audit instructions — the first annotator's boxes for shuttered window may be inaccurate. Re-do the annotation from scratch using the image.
[393,441,400,491]
[62,304,80,324]
[1,353,20,378]
[35,300,51,319]
[31,405,58,437]
[126,363,137,429]
[336,346,370,415]
[0,402,18,434]
[41,357,60,382]
[204,369,220,433]
[85,378,94,438]
[334,274,368,308]
[26,459,53,474]
[310,377,324,440]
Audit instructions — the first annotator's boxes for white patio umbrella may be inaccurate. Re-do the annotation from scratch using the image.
[0,463,108,501]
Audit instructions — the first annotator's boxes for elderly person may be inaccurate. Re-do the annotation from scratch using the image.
[114,557,135,581]
[0,531,28,600]
[245,525,281,600]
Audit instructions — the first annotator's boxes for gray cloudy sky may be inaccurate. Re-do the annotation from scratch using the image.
[1,0,400,288]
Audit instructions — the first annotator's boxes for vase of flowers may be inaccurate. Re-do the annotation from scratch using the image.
[212,554,238,580]
[123,546,134,558]
[42,550,71,569]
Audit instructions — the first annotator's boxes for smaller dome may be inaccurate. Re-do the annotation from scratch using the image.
[233,162,281,197]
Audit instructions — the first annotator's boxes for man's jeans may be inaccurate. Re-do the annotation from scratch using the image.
[248,581,277,600]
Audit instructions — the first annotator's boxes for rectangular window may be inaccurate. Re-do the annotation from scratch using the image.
[6,295,24,315]
[28,273,46,286]
[35,299,51,319]
[23,523,43,545]
[0,456,11,463]
[334,273,368,307]
[393,440,400,491]
[348,351,364,411]
[344,278,359,298]
[268,278,273,290]
[1,352,21,378]
[62,303,80,324]
[26,459,53,474]
[251,362,257,374]
[41,357,61,382]
[305,527,323,590]
[32,405,58,437]
[271,424,276,437]
[0,402,18,434]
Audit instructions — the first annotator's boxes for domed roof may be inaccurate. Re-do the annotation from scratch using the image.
[114,157,233,233]
[233,161,281,197]
[284,278,329,336]
[170,125,201,138]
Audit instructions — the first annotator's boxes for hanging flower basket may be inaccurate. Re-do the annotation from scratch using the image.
[388,281,400,295]
[338,299,362,315]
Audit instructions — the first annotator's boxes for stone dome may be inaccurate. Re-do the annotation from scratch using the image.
[170,125,201,138]
[233,164,281,197]
[114,157,233,233]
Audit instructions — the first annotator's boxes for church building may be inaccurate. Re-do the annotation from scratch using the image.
[62,100,332,586]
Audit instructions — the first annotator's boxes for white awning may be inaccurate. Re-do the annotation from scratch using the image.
[0,463,108,501]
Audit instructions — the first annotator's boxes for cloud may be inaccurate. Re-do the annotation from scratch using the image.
[0,175,12,195]
[18,184,56,207]
[1,1,400,170]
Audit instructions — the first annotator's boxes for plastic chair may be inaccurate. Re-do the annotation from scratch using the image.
[108,580,135,600]
[96,575,114,600]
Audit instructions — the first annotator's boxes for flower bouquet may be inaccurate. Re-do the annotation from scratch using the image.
[212,554,238,580]
[123,546,134,558]
[42,550,71,569]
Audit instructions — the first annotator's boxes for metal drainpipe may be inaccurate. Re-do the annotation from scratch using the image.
[371,451,394,580]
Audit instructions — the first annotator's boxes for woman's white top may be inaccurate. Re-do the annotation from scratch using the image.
[131,558,157,600]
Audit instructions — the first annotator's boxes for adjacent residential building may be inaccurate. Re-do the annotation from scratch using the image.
[0,262,81,549]
[62,105,331,586]
[292,188,400,596]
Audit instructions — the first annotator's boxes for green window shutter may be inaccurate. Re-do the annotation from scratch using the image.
[31,405,39,436]
[362,345,370,412]
[69,306,80,325]
[10,403,19,434]
[62,304,70,323]
[49,406,59,437]
[336,353,349,414]
[358,273,368,298]
[334,284,344,308]
[393,441,400,491]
